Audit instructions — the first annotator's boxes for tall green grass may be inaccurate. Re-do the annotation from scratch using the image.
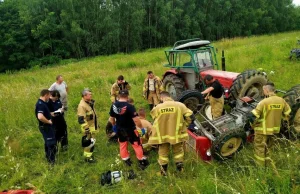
[0,31,299,193]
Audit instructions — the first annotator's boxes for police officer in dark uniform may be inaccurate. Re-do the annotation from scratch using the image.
[35,89,57,164]
[48,90,68,151]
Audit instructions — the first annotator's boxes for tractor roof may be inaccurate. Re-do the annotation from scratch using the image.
[173,40,211,50]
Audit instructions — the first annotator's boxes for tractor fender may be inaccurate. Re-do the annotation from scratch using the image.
[163,69,181,79]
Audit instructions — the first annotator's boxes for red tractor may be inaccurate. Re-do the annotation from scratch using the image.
[162,39,300,160]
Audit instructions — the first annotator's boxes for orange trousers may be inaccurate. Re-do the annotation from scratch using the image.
[118,129,144,160]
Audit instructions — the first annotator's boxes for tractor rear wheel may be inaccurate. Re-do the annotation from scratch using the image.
[163,74,185,100]
[177,90,204,111]
[211,128,247,160]
[283,87,300,138]
[230,70,268,100]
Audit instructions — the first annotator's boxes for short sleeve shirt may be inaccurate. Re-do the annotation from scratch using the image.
[109,101,137,130]
[35,99,51,126]
[49,82,68,102]
[210,80,224,98]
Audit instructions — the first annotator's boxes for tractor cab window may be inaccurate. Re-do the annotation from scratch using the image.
[175,52,193,67]
[195,50,213,69]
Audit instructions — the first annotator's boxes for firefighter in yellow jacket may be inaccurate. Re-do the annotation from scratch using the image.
[110,75,131,103]
[249,82,291,169]
[77,88,98,163]
[143,71,163,110]
[148,91,193,175]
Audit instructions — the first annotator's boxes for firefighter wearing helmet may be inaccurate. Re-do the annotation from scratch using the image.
[77,88,98,163]
[148,91,193,175]
[249,82,291,172]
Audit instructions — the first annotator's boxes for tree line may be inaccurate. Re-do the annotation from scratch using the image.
[0,0,300,72]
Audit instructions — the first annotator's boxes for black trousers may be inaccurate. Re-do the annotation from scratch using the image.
[39,125,57,163]
[117,127,140,144]
[53,116,68,148]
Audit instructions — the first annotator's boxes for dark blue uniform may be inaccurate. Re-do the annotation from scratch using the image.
[47,99,68,149]
[35,99,57,164]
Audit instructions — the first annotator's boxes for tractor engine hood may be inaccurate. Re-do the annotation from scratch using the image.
[200,70,239,89]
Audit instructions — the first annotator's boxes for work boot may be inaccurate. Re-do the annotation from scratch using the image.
[149,104,154,110]
[138,159,149,170]
[85,156,96,163]
[160,164,168,176]
[176,162,184,172]
[124,158,132,166]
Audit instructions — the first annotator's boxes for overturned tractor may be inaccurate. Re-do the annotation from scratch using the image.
[186,85,300,161]
[161,39,299,160]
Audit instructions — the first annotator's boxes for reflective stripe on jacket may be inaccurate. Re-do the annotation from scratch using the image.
[251,94,291,135]
[77,99,97,132]
[148,98,193,145]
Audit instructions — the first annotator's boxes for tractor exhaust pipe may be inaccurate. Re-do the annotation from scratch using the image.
[222,50,226,71]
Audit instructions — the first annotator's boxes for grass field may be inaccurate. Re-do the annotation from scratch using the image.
[0,31,300,194]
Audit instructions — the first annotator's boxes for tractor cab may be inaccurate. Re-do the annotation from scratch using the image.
[163,39,218,100]
[164,39,217,73]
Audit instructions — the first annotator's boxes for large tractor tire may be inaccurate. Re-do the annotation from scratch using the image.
[230,70,268,100]
[211,128,247,160]
[163,74,185,100]
[283,86,300,138]
[177,90,204,112]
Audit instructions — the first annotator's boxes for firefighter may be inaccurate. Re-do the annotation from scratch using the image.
[48,90,68,151]
[110,75,131,103]
[148,91,193,175]
[201,74,224,119]
[249,82,291,171]
[77,88,98,163]
[109,90,149,170]
[35,89,57,164]
[143,71,163,110]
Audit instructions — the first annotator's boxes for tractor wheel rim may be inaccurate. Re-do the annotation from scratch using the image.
[220,137,242,157]
[166,83,177,99]
[183,97,199,111]
[245,86,260,99]
[205,105,213,120]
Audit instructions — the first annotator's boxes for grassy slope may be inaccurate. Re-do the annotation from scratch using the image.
[0,31,300,194]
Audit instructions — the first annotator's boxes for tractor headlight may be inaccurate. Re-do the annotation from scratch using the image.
[206,149,211,157]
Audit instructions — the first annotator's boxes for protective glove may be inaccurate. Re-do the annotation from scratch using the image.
[137,128,146,136]
[113,125,118,133]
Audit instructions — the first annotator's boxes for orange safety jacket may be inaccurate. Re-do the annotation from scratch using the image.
[148,98,193,145]
[251,94,291,135]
